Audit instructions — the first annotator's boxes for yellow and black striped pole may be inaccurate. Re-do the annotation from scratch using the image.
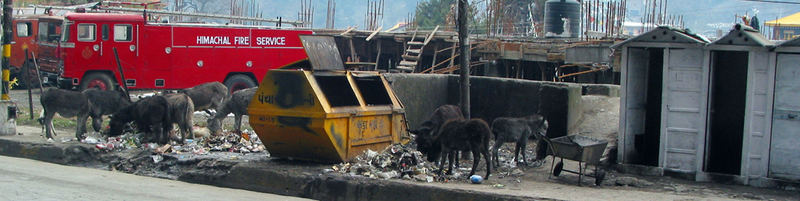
[1,0,11,100]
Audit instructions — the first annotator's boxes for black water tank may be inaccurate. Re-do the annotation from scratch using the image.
[545,0,581,38]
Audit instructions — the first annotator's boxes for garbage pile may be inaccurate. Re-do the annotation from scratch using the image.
[74,132,142,151]
[74,128,267,155]
[326,144,482,183]
[192,129,267,154]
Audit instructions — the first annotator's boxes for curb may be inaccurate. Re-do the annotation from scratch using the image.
[0,136,550,201]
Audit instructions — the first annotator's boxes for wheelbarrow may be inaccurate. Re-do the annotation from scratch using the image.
[542,135,608,186]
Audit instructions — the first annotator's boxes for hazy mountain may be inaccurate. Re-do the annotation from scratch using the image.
[630,0,800,37]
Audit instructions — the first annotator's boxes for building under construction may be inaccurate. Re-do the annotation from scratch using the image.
[288,0,683,85]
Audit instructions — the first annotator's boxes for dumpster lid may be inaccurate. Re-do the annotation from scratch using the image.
[300,35,345,71]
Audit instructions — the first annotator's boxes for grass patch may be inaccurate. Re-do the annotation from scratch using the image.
[15,109,105,130]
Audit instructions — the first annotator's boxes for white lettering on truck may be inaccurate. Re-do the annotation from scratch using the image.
[256,37,286,46]
[234,36,250,45]
[196,36,232,45]
[195,36,284,46]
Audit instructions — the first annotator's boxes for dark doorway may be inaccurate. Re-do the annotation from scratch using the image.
[706,50,747,175]
[635,48,664,166]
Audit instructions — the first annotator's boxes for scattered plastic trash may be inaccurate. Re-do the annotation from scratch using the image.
[377,171,399,179]
[155,144,172,154]
[192,147,208,155]
[329,144,455,183]
[151,155,163,163]
[511,169,524,176]
[365,149,378,159]
[82,136,99,144]
[470,175,483,184]
[96,143,113,150]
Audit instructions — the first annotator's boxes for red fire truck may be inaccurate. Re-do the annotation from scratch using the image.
[57,12,312,91]
[9,15,63,88]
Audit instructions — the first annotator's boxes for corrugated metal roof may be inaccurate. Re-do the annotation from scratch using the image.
[610,26,709,49]
[711,24,775,47]
[766,12,800,27]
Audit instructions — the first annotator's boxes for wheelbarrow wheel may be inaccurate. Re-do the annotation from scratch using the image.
[595,169,606,185]
[553,161,563,176]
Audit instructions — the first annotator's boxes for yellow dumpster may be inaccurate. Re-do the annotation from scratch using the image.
[247,70,409,163]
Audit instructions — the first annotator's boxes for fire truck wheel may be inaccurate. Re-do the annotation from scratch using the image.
[224,75,256,93]
[80,73,115,91]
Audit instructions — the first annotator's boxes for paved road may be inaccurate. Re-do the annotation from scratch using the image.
[0,155,310,201]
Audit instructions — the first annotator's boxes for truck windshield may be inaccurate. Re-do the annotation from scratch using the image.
[60,20,71,42]
[39,21,62,43]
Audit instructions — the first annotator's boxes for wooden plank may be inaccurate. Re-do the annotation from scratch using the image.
[348,38,359,62]
[374,39,381,71]
[557,67,609,79]
[366,26,383,41]
[339,26,356,36]
[422,53,458,73]
[423,25,440,45]
[447,42,458,72]
[430,43,439,71]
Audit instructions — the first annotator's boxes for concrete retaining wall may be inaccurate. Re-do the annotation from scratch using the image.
[384,74,451,131]
[385,74,583,138]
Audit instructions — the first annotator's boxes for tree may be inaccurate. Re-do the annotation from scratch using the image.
[414,0,455,30]
[415,0,540,35]
[414,0,481,32]
[166,0,229,23]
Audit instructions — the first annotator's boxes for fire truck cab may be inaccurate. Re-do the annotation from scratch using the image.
[58,13,312,91]
[59,13,144,90]
[10,15,63,87]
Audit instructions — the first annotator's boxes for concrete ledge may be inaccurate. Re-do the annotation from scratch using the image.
[0,134,545,201]
[0,137,102,166]
[187,163,542,201]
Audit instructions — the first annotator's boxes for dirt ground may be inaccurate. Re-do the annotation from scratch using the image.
[7,89,799,200]
[448,95,797,201]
